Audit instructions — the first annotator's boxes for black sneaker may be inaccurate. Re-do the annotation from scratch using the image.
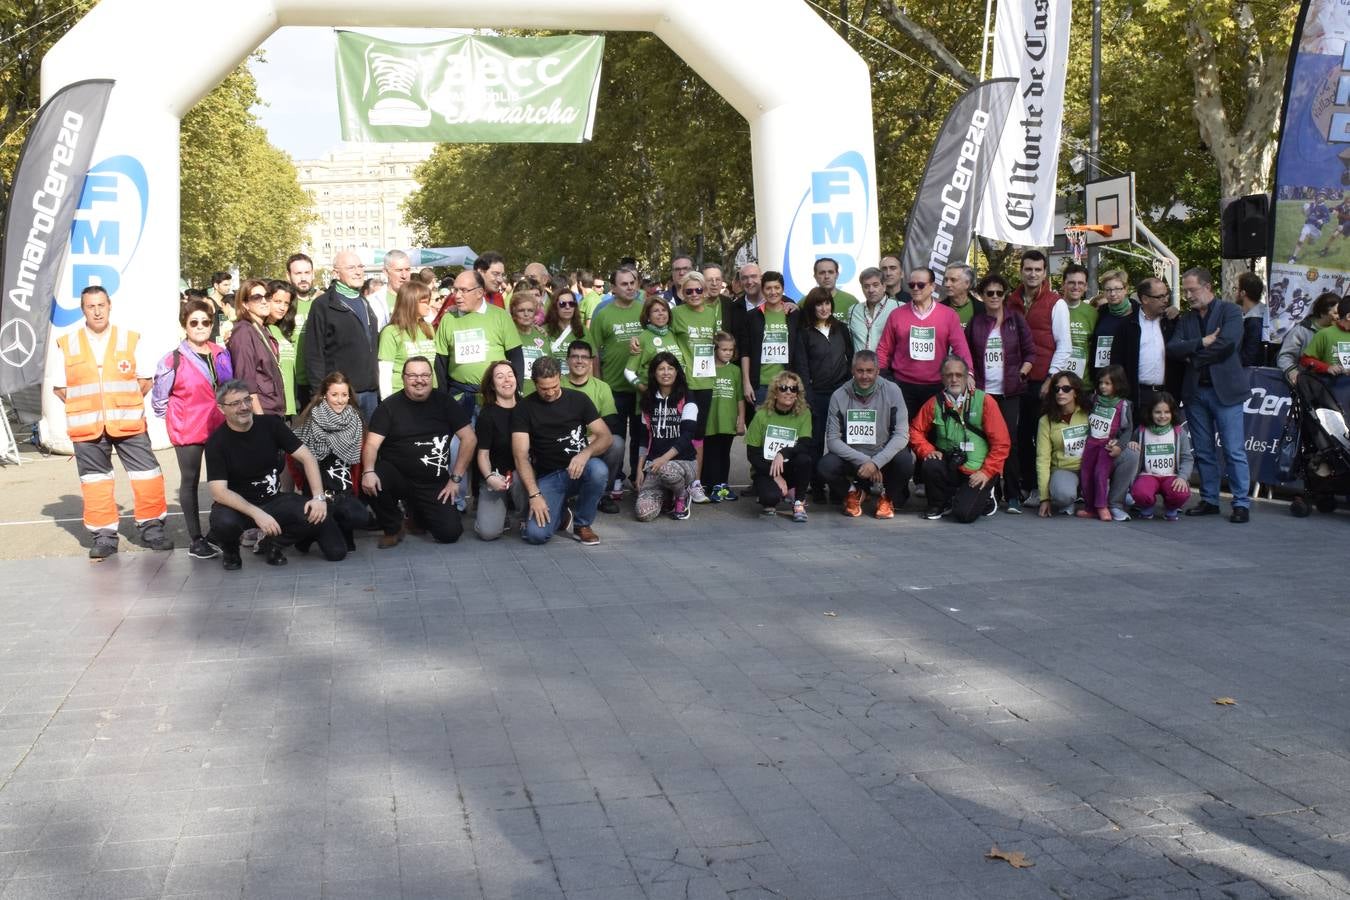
[1185,501,1222,517]
[922,506,949,520]
[88,537,118,559]
[598,495,620,515]
[143,526,174,552]
[221,547,243,571]
[188,537,221,560]
[261,539,288,567]
[983,497,998,517]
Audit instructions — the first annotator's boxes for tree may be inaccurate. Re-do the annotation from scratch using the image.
[179,60,314,281]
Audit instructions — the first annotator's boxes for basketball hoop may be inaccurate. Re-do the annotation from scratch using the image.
[1064,223,1114,263]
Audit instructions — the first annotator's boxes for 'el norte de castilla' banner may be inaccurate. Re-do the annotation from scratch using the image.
[335,32,604,144]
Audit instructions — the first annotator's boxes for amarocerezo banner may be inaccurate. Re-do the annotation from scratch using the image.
[974,0,1071,248]
[0,79,113,396]
[335,32,604,143]
[902,78,1017,280]
[1267,0,1350,342]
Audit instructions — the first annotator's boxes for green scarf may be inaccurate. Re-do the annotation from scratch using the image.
[646,323,669,337]
[1147,423,1172,436]
[335,282,360,300]
[852,380,876,398]
[1108,297,1132,317]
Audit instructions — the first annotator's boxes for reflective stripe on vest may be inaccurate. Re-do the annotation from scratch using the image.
[59,327,146,442]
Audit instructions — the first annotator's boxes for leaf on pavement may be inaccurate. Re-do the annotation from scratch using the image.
[1214,697,1238,706]
[986,845,1035,868]
[823,611,838,617]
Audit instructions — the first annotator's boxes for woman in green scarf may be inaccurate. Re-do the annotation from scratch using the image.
[624,295,686,393]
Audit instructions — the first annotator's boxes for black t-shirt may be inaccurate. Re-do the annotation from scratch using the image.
[368,391,470,483]
[318,453,356,494]
[205,415,301,505]
[511,390,599,476]
[475,403,516,474]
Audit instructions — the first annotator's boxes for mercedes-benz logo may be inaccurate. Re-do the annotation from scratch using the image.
[0,319,38,369]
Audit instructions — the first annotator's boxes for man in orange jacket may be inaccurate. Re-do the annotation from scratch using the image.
[50,286,172,558]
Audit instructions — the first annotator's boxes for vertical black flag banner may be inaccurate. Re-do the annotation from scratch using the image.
[1267,0,1350,342]
[902,78,1018,280]
[0,79,114,395]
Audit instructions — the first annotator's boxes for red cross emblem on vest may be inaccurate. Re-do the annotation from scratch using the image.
[117,359,132,374]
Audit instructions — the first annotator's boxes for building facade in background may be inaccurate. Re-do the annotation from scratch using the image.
[295,143,434,262]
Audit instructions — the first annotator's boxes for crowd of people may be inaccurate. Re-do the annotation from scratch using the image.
[52,243,1310,566]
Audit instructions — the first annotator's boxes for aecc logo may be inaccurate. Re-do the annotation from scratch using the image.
[53,155,148,327]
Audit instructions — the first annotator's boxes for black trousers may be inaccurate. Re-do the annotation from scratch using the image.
[990,393,1023,503]
[750,450,816,507]
[1018,378,1044,490]
[701,433,735,488]
[817,449,914,505]
[919,456,995,523]
[898,381,942,421]
[174,444,206,540]
[208,494,347,561]
[371,459,463,543]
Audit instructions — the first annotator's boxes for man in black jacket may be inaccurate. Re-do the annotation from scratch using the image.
[1109,276,1183,410]
[303,249,380,420]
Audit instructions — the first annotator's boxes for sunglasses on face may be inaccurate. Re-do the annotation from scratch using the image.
[1055,384,1076,393]
[556,300,577,308]
[684,287,704,296]
[983,289,1005,298]
[776,384,799,394]
[908,281,930,290]
[186,318,211,327]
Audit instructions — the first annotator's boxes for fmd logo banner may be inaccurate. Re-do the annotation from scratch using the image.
[782,151,871,299]
[54,155,148,327]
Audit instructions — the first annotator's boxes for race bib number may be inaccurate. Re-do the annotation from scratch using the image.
[1089,400,1115,439]
[692,342,716,378]
[846,409,877,445]
[523,343,544,366]
[984,335,1003,370]
[763,424,797,460]
[910,326,936,361]
[1336,341,1350,368]
[454,328,488,364]
[1062,424,1088,459]
[762,328,789,364]
[1069,346,1088,377]
[1144,441,1177,476]
[1094,336,1113,369]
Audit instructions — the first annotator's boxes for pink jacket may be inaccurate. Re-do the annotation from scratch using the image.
[875,302,973,385]
[152,341,233,445]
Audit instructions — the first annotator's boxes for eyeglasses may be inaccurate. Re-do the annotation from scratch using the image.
[404,373,432,381]
[983,289,1005,298]
[1054,384,1076,393]
[451,285,481,294]
[1142,292,1169,301]
[568,353,592,361]
[186,318,211,327]
[683,287,705,296]
[908,281,931,290]
[556,300,577,308]
[776,384,799,394]
[219,397,251,409]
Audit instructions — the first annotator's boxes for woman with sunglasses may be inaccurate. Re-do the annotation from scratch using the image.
[745,371,815,522]
[966,273,1036,513]
[152,298,234,559]
[509,280,549,395]
[1036,371,1092,517]
[544,287,589,376]
[671,271,724,504]
[624,295,687,392]
[264,280,298,417]
[377,280,439,398]
[227,278,286,416]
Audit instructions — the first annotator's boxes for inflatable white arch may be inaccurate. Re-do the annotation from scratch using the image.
[40,0,878,450]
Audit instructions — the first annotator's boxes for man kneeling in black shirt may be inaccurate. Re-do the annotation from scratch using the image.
[205,379,346,570]
[361,356,477,547]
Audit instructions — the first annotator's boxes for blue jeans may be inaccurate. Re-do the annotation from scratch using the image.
[523,458,608,544]
[1185,385,1250,508]
[356,390,379,422]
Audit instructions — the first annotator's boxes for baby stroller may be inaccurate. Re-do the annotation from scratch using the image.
[1281,373,1350,516]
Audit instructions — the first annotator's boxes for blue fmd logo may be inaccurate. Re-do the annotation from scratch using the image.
[782,150,872,300]
[52,155,149,327]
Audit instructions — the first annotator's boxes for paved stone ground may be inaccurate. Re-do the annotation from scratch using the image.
[0,471,1347,898]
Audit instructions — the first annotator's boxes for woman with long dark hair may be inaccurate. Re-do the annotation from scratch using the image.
[377,280,438,397]
[293,371,366,551]
[227,278,285,415]
[474,360,525,540]
[635,353,699,521]
[1036,371,1091,517]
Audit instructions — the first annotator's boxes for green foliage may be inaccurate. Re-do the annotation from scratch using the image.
[406,32,752,276]
[179,61,313,282]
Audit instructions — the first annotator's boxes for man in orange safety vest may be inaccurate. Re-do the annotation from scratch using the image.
[49,285,173,558]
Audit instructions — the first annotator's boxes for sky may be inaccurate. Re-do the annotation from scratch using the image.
[248,26,468,161]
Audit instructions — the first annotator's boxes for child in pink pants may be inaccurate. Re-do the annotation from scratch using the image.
[1078,366,1134,521]
[1128,392,1194,521]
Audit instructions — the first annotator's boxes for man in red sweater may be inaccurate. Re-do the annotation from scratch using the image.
[876,267,973,419]
[1006,250,1070,497]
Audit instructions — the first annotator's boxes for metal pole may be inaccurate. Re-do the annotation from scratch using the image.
[979,0,994,81]
[1086,0,1102,289]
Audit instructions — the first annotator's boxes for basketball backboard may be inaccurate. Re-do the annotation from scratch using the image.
[1082,173,1135,245]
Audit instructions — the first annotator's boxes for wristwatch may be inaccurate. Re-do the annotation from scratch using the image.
[449,473,463,484]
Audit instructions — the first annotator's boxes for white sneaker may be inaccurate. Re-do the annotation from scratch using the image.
[689,481,711,504]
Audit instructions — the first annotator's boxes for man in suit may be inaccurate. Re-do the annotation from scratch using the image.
[1109,276,1182,409]
[1166,267,1251,523]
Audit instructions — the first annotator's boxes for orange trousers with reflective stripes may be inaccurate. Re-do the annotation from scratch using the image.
[71,432,167,533]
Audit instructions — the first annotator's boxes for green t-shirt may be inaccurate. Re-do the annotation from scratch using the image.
[671,303,723,389]
[626,328,687,388]
[579,289,605,327]
[434,303,522,389]
[832,289,859,325]
[268,324,297,416]
[745,405,813,459]
[950,299,977,327]
[760,309,790,386]
[517,326,549,395]
[705,361,742,436]
[546,326,590,377]
[1305,323,1350,368]
[564,375,618,419]
[291,295,316,386]
[1066,302,1100,385]
[589,300,645,394]
[378,324,438,393]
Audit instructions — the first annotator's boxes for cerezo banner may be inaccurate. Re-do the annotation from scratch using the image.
[975,0,1071,248]
[1268,0,1350,343]
[901,78,1017,280]
[0,79,113,395]
[335,32,604,143]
